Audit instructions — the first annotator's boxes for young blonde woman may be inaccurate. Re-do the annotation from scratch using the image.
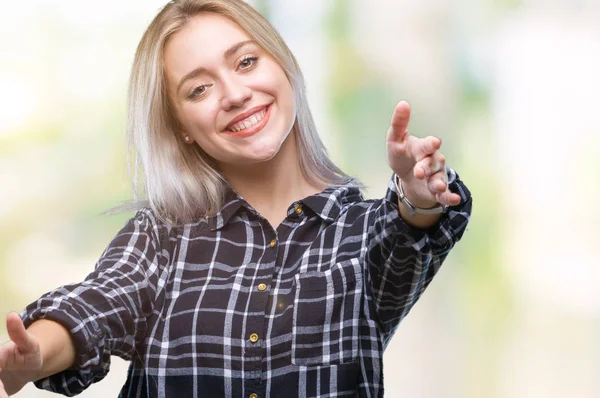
[0,1,472,397]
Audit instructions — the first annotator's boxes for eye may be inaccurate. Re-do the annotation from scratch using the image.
[237,55,258,71]
[188,84,209,100]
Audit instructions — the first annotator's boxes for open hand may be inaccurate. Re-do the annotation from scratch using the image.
[0,313,43,397]
[386,100,461,208]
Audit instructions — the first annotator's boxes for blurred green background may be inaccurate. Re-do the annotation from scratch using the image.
[1,1,599,397]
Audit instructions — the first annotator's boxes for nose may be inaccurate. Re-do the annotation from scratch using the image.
[220,75,252,111]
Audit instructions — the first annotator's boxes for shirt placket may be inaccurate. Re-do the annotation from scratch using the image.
[243,226,279,398]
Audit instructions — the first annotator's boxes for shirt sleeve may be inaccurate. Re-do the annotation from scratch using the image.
[365,168,472,346]
[20,208,168,396]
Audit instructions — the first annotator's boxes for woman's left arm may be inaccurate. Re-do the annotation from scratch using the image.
[365,101,473,344]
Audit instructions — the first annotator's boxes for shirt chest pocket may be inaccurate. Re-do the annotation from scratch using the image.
[291,258,363,366]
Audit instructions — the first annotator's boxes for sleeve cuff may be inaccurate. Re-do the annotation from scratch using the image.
[384,167,472,255]
[20,294,110,395]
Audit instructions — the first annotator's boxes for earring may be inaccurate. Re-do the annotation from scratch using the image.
[184,135,191,143]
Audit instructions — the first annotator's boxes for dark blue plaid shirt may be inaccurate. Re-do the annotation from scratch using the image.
[22,170,472,397]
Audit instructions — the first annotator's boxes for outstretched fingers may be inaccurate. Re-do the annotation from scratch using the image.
[426,169,461,206]
[411,135,441,161]
[414,151,446,180]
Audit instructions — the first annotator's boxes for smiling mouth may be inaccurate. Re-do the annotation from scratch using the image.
[224,105,271,138]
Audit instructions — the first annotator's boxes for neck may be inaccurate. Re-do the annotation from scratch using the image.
[219,134,324,226]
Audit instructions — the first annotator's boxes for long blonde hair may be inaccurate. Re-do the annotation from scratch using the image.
[127,0,354,224]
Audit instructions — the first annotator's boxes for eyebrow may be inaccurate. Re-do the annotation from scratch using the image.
[176,40,256,96]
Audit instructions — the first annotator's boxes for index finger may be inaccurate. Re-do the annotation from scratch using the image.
[389,100,411,141]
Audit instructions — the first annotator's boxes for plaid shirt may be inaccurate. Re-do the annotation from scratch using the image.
[22,170,472,398]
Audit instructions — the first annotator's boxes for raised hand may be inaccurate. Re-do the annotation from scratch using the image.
[0,313,43,397]
[386,100,461,208]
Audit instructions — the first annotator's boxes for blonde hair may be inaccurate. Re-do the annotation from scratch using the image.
[127,0,354,224]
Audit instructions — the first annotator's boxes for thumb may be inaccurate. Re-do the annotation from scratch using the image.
[6,313,37,354]
[0,378,8,398]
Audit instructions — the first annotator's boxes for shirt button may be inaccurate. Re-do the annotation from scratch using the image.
[269,239,277,248]
[257,283,267,291]
[294,204,303,215]
[249,333,259,343]
[249,394,258,398]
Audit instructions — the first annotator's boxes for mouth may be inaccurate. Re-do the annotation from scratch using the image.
[224,104,271,138]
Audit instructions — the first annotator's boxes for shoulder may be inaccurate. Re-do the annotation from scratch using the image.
[122,208,182,252]
[131,207,168,232]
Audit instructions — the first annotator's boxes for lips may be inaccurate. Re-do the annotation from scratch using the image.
[227,107,268,132]
[225,105,270,132]
[223,104,272,138]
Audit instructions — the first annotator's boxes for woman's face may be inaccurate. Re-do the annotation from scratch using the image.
[164,13,296,167]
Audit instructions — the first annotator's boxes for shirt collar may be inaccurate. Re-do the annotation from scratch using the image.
[206,187,245,231]
[206,182,363,231]
[301,184,363,222]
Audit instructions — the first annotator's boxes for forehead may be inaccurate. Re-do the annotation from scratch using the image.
[164,13,252,81]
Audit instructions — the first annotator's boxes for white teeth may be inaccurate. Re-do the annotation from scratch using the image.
[228,107,267,132]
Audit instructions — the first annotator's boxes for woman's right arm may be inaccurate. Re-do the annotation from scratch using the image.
[2,208,170,396]
[0,314,76,397]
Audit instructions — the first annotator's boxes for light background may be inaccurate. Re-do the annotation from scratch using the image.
[1,0,599,397]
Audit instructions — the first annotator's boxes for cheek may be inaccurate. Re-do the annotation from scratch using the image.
[255,63,293,97]
[275,77,296,120]
[178,102,220,133]
[280,87,297,132]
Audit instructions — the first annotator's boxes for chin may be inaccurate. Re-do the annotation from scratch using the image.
[246,147,280,163]
[247,135,286,161]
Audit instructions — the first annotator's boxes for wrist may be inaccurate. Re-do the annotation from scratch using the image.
[394,174,448,218]
[28,319,76,379]
[396,175,439,209]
